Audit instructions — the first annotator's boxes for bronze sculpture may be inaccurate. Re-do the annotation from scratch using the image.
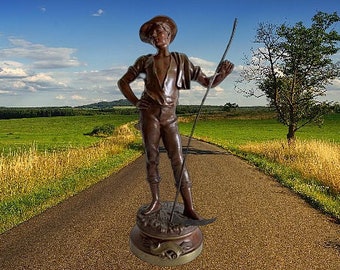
[118,15,235,265]
[118,15,234,220]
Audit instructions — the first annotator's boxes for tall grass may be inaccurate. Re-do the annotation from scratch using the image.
[0,123,142,233]
[0,123,139,201]
[179,113,340,220]
[240,140,340,193]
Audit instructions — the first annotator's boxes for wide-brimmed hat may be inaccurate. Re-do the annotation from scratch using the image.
[139,15,177,44]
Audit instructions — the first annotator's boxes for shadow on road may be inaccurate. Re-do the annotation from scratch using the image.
[159,146,230,156]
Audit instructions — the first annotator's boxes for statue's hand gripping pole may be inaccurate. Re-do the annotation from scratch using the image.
[169,18,238,225]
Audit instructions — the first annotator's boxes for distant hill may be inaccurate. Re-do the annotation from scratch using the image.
[77,99,132,109]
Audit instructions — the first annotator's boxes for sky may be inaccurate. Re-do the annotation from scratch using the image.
[0,0,339,107]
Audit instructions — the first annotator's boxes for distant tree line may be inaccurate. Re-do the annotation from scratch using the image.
[176,105,226,115]
[0,107,139,119]
[0,102,241,119]
[2,101,337,120]
[0,107,76,119]
[77,99,132,109]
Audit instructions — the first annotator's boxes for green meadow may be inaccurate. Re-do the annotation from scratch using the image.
[2,110,338,154]
[0,114,140,233]
[0,109,339,233]
[179,113,340,147]
[179,112,340,221]
[0,114,138,153]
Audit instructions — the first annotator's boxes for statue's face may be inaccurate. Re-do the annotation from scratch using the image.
[150,25,171,49]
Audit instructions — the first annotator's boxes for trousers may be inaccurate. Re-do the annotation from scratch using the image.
[140,105,191,188]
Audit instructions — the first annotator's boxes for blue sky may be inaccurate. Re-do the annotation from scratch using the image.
[0,0,339,107]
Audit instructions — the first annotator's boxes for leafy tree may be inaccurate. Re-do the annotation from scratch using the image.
[237,11,340,142]
[332,102,340,113]
[223,102,239,111]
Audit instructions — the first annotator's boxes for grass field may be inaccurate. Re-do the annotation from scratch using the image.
[179,113,340,146]
[179,112,340,220]
[0,114,138,153]
[0,110,339,233]
[0,115,140,233]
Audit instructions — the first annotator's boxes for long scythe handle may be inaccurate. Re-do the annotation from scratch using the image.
[169,18,238,223]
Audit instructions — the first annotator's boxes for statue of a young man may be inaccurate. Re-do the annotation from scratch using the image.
[118,16,234,220]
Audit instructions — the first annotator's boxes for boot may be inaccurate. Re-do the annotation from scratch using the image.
[180,186,203,220]
[143,182,161,215]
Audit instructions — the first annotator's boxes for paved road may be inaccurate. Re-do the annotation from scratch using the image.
[0,138,339,269]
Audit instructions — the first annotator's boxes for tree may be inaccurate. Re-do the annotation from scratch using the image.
[237,11,340,143]
[223,102,239,111]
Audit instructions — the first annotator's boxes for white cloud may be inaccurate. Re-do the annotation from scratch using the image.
[0,38,86,105]
[24,73,54,83]
[191,84,205,91]
[329,78,340,90]
[189,57,215,68]
[55,95,66,100]
[27,85,37,92]
[0,38,82,69]
[214,86,224,93]
[12,81,26,89]
[5,50,336,107]
[323,78,340,103]
[0,67,69,98]
[71,95,86,100]
[0,61,29,78]
[1,60,24,68]
[189,57,216,75]
[0,90,11,94]
[0,67,28,78]
[92,9,104,17]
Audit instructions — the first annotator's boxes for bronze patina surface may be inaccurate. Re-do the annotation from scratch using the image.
[118,15,234,265]
[130,202,203,266]
[118,15,234,221]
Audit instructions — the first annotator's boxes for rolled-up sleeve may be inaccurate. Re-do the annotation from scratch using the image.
[174,52,204,90]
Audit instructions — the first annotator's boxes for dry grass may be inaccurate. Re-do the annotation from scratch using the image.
[0,123,139,202]
[240,140,340,193]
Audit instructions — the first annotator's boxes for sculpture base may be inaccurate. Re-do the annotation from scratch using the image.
[129,202,203,266]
